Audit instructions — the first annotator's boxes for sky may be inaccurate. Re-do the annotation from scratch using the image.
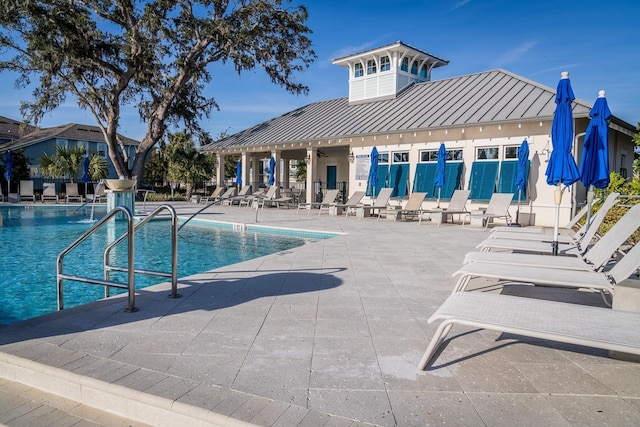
[0,0,638,143]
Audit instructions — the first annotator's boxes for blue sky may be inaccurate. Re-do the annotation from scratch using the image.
[1,0,638,142]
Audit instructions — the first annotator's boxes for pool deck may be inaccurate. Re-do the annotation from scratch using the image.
[1,201,640,426]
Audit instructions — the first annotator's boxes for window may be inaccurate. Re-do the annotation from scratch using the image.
[476,147,498,160]
[410,61,418,75]
[380,56,390,72]
[392,151,409,163]
[378,152,389,164]
[447,149,463,161]
[366,59,377,75]
[97,143,107,158]
[420,149,463,163]
[354,63,363,78]
[401,57,409,72]
[504,145,520,159]
[419,65,427,79]
[420,150,438,162]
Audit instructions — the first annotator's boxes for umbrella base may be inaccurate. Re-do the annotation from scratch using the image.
[509,223,522,227]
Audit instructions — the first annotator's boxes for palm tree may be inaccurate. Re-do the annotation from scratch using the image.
[39,145,85,182]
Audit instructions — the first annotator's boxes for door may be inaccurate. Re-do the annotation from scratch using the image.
[327,165,337,190]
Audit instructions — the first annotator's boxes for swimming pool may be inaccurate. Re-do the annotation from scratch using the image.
[0,205,331,325]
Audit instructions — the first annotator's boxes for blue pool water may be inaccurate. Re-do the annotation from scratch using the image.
[0,205,330,325]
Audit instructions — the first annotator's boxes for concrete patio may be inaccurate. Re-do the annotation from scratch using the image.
[1,201,639,426]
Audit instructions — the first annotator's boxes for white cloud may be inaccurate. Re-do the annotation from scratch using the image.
[448,0,472,12]
[492,40,537,68]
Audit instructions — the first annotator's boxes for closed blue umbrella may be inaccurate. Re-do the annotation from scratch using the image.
[235,160,242,186]
[82,154,90,199]
[4,150,12,198]
[513,139,529,226]
[82,155,90,183]
[367,147,379,197]
[435,143,446,207]
[580,91,611,231]
[545,72,580,255]
[268,157,276,186]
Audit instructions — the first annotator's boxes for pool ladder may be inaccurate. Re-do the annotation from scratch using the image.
[56,204,181,313]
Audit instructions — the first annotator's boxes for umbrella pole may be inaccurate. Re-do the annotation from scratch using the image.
[511,189,522,227]
[585,185,594,232]
[552,185,562,256]
[437,187,441,208]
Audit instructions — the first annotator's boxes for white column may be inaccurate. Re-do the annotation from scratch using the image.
[305,147,316,204]
[216,153,225,188]
[271,150,281,197]
[241,151,249,189]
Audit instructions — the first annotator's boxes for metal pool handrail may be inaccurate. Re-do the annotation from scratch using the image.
[57,206,136,312]
[56,204,181,314]
[104,204,180,300]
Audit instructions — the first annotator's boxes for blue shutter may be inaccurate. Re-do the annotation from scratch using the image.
[413,163,437,195]
[468,161,499,200]
[441,163,463,199]
[389,164,409,197]
[498,160,529,201]
[367,165,389,196]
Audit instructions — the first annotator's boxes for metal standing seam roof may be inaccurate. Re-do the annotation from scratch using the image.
[201,68,596,152]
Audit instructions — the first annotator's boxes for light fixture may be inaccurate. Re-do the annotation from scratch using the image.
[542,148,550,163]
[304,153,312,164]
[347,150,355,163]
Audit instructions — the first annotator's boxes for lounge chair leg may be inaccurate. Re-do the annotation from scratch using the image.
[418,321,455,370]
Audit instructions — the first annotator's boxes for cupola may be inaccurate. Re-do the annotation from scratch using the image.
[332,41,448,104]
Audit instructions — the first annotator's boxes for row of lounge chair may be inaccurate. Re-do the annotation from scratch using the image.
[294,188,518,229]
[200,185,294,209]
[2,180,105,203]
[419,194,640,370]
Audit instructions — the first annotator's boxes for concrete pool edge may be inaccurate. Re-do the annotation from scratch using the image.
[0,347,352,427]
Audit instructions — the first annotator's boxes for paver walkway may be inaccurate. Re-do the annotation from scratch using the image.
[1,201,639,426]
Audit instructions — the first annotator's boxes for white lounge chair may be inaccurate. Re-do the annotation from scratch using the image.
[87,183,106,202]
[335,191,365,217]
[475,193,620,255]
[490,203,589,235]
[462,193,513,229]
[395,192,427,222]
[200,186,225,204]
[19,180,36,202]
[487,192,618,244]
[41,182,59,203]
[65,183,83,203]
[223,185,251,206]
[297,189,340,215]
[359,188,393,219]
[257,185,292,208]
[452,229,640,304]
[215,186,237,205]
[418,292,640,370]
[463,202,640,272]
[422,189,470,226]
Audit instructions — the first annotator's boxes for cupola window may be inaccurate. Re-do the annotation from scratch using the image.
[354,63,363,78]
[366,59,377,75]
[400,57,409,72]
[380,56,390,72]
